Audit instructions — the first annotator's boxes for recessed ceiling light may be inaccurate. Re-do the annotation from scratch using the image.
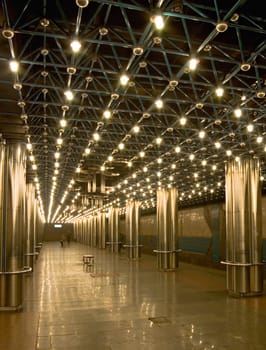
[120,74,129,86]
[215,87,224,97]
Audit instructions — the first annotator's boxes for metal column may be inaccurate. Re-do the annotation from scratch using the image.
[224,158,263,297]
[107,207,120,253]
[97,213,106,249]
[154,188,179,270]
[124,200,142,258]
[25,184,37,270]
[0,141,31,311]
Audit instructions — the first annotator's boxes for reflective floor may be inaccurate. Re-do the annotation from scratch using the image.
[1,242,266,349]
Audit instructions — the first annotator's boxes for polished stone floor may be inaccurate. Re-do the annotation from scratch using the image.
[1,242,266,349]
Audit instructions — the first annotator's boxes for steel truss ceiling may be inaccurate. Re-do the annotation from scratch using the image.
[0,0,265,222]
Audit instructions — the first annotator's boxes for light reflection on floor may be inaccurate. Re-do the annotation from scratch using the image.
[1,242,266,349]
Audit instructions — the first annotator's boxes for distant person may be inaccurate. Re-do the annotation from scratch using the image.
[67,234,71,245]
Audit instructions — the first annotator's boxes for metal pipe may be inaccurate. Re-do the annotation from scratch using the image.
[225,158,263,296]
[25,184,35,270]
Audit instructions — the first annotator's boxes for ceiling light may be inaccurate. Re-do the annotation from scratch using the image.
[212,165,217,171]
[93,132,100,141]
[155,98,163,109]
[54,152,60,159]
[120,74,129,86]
[54,162,60,168]
[247,124,254,132]
[180,117,187,125]
[157,158,162,164]
[234,108,242,118]
[29,155,35,162]
[151,14,165,30]
[133,46,144,55]
[226,150,232,156]
[118,142,124,150]
[157,171,161,177]
[99,27,108,35]
[188,58,199,71]
[76,0,89,8]
[70,39,81,53]
[100,165,105,171]
[216,21,228,32]
[9,60,19,72]
[128,161,132,167]
[64,89,74,101]
[215,87,224,97]
[143,166,148,172]
[215,142,221,149]
[257,136,263,143]
[175,146,181,153]
[199,130,205,139]
[202,160,207,166]
[189,154,195,161]
[60,119,67,127]
[156,137,162,144]
[108,155,113,161]
[240,63,251,71]
[32,164,37,170]
[85,147,90,155]
[256,91,265,98]
[139,151,145,157]
[103,110,111,119]
[26,143,32,150]
[133,125,140,133]
[56,138,63,146]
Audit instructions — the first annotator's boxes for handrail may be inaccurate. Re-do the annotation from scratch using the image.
[153,249,182,254]
[0,266,32,275]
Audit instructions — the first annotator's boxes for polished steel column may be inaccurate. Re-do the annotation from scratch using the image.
[25,184,36,270]
[154,188,179,270]
[92,215,97,247]
[224,158,263,297]
[0,141,31,310]
[124,200,142,258]
[97,213,106,249]
[107,207,120,253]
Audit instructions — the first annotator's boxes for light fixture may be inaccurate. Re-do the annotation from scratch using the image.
[54,152,60,159]
[103,110,111,119]
[108,155,113,161]
[64,89,74,101]
[26,143,32,150]
[215,142,221,149]
[257,136,263,143]
[155,98,163,109]
[128,161,132,167]
[93,132,100,141]
[202,160,207,166]
[133,125,140,133]
[156,137,162,145]
[175,146,181,153]
[120,74,129,86]
[139,151,145,157]
[226,150,232,156]
[216,21,228,32]
[100,165,105,171]
[57,137,63,145]
[215,87,224,97]
[143,166,148,172]
[152,14,165,30]
[85,147,90,155]
[199,130,205,139]
[60,119,67,127]
[76,0,89,8]
[70,39,81,53]
[118,142,124,150]
[9,60,19,73]
[180,117,187,125]
[240,63,251,71]
[157,158,162,164]
[189,154,195,161]
[247,124,254,132]
[234,108,242,118]
[188,58,199,71]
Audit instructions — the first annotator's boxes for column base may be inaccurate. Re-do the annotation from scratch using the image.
[154,250,181,271]
[221,261,264,297]
[124,245,143,259]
